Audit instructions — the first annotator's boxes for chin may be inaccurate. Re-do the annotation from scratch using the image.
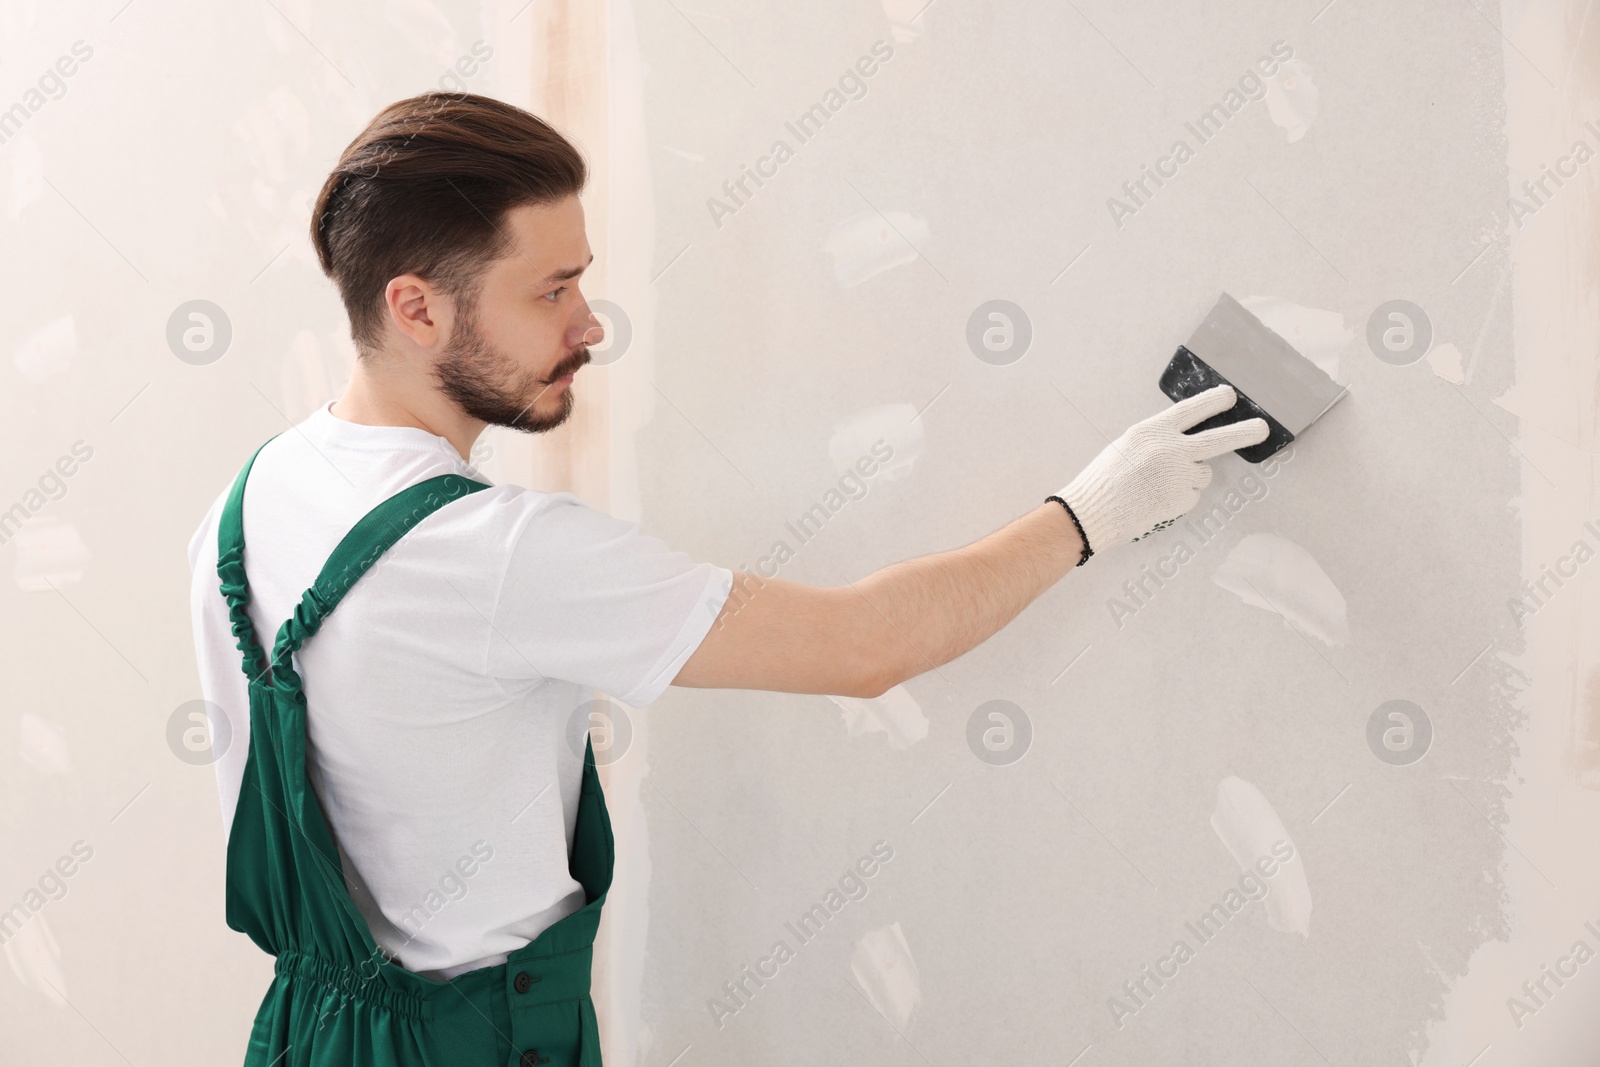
[512,386,576,434]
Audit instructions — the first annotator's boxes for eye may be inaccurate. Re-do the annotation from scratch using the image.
[542,286,568,303]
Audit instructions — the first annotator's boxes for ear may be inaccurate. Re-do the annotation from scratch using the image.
[384,274,450,349]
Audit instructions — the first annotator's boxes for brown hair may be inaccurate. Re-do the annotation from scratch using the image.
[310,92,587,352]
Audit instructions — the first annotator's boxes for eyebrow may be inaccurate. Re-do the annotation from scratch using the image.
[537,251,594,288]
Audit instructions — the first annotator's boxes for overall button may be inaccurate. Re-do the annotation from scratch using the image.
[514,971,540,993]
[519,1051,545,1067]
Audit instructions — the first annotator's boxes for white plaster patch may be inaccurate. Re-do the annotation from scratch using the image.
[1239,295,1352,379]
[1426,341,1465,385]
[1265,59,1319,143]
[882,0,926,44]
[19,713,69,775]
[850,921,921,1031]
[8,131,43,219]
[1213,532,1349,646]
[828,403,924,482]
[1210,776,1313,937]
[12,316,76,383]
[3,912,66,1006]
[827,685,929,749]
[823,210,931,287]
[12,516,91,591]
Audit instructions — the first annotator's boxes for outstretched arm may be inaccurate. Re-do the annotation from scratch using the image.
[672,384,1267,698]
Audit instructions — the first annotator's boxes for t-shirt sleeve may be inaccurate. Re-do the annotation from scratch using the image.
[487,493,734,707]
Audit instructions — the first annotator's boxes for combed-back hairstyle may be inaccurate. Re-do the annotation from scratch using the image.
[310,92,587,352]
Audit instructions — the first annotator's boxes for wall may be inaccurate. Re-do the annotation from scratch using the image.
[626,2,1599,1065]
[0,1,1595,1065]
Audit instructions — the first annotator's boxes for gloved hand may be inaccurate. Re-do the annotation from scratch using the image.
[1049,384,1269,564]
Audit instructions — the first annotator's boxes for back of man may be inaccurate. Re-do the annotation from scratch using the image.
[186,398,732,981]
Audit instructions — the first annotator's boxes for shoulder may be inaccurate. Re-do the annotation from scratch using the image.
[425,480,598,550]
[185,483,230,574]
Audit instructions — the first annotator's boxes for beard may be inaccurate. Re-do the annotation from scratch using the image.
[432,293,589,434]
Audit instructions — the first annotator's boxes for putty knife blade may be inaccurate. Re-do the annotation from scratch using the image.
[1158,292,1349,462]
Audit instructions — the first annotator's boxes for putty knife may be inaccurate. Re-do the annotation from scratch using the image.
[1158,292,1348,463]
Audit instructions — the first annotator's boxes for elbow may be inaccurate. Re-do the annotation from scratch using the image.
[848,678,892,701]
[829,585,903,699]
[850,660,900,701]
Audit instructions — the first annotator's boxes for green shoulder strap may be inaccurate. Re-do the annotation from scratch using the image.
[215,439,491,696]
[216,436,278,686]
[265,473,492,702]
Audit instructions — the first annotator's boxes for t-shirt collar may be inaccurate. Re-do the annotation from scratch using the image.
[308,398,465,458]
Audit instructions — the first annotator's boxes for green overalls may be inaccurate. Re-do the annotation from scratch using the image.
[215,437,615,1066]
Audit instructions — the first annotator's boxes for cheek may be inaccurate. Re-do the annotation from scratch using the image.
[478,301,546,355]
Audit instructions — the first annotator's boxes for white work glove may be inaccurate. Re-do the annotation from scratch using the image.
[1049,384,1269,564]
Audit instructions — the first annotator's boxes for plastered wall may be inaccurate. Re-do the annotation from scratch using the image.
[1,2,1596,1065]
[625,2,1600,1065]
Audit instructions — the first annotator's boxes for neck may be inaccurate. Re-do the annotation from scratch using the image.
[330,353,482,462]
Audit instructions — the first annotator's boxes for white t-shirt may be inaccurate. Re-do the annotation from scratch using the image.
[186,399,732,980]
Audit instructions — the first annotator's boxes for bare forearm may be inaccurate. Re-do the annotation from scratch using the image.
[674,385,1263,700]
[846,502,1085,695]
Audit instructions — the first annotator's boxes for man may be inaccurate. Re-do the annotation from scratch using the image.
[186,92,1264,1064]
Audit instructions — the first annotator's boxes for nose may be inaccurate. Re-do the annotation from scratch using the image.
[577,302,605,348]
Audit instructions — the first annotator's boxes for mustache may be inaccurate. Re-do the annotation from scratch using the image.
[540,346,591,384]
[509,346,591,426]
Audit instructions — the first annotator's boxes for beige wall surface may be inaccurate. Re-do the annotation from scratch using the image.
[1,1,1596,1065]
